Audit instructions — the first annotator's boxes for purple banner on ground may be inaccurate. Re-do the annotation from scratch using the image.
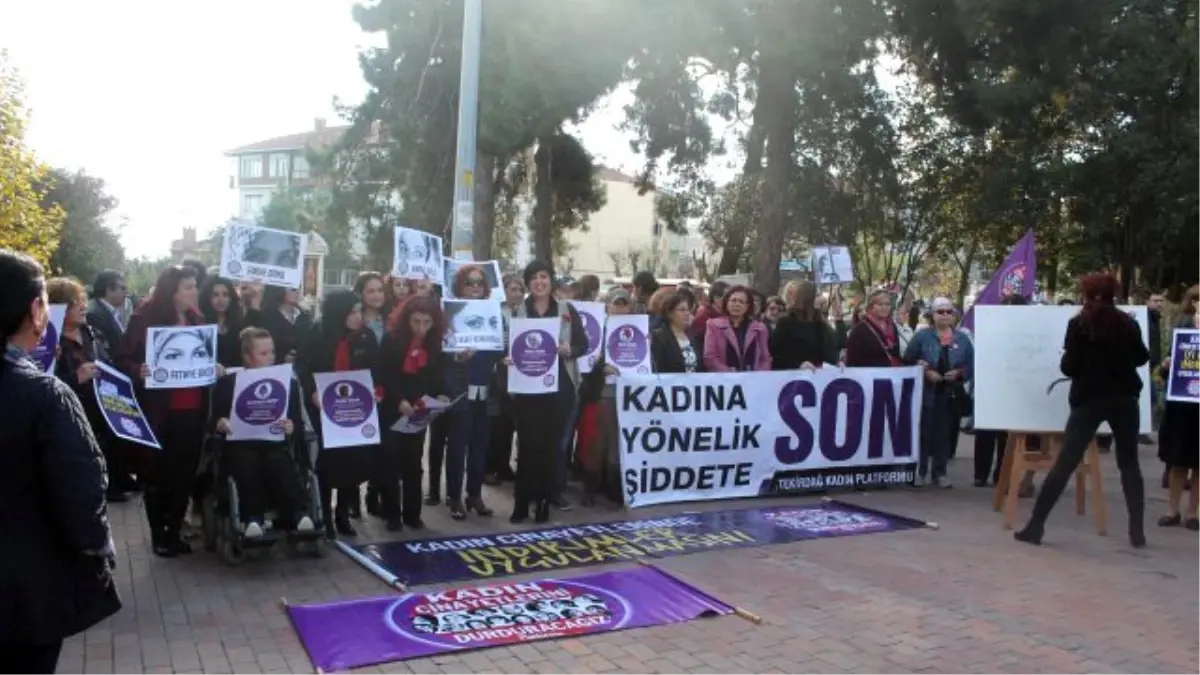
[349,501,924,587]
[288,565,733,672]
[1166,328,1199,403]
[961,229,1036,332]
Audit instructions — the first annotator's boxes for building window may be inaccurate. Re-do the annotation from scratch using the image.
[269,153,290,178]
[240,155,263,179]
[242,194,264,218]
[293,155,310,180]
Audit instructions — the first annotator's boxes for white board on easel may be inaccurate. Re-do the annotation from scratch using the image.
[973,305,1152,434]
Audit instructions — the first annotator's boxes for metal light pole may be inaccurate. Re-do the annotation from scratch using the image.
[449,0,483,261]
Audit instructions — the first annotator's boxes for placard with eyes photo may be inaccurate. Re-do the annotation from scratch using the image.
[220,222,308,289]
[442,299,504,352]
[393,225,445,286]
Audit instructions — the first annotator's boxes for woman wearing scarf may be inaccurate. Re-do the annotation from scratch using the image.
[503,260,588,524]
[297,291,380,538]
[377,294,447,531]
[844,289,904,367]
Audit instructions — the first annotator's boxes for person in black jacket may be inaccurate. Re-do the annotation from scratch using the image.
[259,285,313,365]
[1016,273,1150,548]
[209,327,313,538]
[650,290,704,374]
[0,249,121,673]
[86,268,127,357]
[378,294,449,531]
[296,291,381,537]
[199,276,251,369]
[770,279,839,371]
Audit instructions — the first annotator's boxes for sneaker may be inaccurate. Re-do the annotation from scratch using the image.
[244,522,264,538]
[295,516,315,532]
[551,495,572,511]
[933,476,953,489]
[912,475,927,488]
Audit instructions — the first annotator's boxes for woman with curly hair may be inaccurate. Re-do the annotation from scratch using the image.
[377,295,448,531]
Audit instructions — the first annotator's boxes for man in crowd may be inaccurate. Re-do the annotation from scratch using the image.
[631,270,659,314]
[87,269,127,356]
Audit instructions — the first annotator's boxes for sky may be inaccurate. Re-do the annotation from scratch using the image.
[2,0,740,260]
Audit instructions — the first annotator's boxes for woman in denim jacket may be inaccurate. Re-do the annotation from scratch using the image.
[904,297,974,487]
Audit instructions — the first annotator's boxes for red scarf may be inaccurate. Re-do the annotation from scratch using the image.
[333,337,351,372]
[865,314,901,366]
[402,340,428,375]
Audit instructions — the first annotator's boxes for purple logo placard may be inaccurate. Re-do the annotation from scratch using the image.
[322,379,374,428]
[235,378,288,426]
[761,506,892,535]
[606,323,647,369]
[511,329,556,377]
[31,319,59,372]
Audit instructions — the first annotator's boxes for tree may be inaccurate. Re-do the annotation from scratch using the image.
[41,169,125,283]
[0,51,64,266]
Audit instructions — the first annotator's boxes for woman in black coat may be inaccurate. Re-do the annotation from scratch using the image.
[649,290,705,374]
[259,285,313,365]
[297,291,381,538]
[0,249,121,673]
[770,280,840,370]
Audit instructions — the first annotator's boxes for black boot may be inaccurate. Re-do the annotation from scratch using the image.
[365,484,381,517]
[335,499,357,537]
[534,499,551,524]
[465,496,493,517]
[145,488,175,557]
[509,501,529,524]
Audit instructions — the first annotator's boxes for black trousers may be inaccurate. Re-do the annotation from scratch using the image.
[223,443,304,525]
[513,393,570,505]
[380,431,424,523]
[974,430,1008,483]
[426,414,450,496]
[1026,397,1144,532]
[145,409,205,543]
[487,398,517,477]
[0,641,62,674]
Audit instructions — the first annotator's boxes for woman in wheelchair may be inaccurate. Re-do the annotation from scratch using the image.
[210,327,314,538]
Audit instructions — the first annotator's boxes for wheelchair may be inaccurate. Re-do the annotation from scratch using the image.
[199,427,326,565]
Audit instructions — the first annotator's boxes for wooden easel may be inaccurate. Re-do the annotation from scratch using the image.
[991,431,1108,535]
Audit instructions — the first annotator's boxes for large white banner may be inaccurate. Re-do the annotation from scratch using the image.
[617,367,923,508]
[973,305,1152,433]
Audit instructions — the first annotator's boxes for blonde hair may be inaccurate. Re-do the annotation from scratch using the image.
[786,279,821,321]
[647,287,674,316]
[239,326,273,355]
[46,277,86,307]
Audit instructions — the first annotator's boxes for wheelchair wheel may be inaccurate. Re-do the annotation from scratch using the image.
[201,494,218,553]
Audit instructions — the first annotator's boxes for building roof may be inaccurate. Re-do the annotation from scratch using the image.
[596,166,639,184]
[225,125,349,156]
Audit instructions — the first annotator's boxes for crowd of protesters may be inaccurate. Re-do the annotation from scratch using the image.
[1,240,1195,671]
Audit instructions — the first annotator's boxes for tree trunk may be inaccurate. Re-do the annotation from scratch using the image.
[716,114,766,276]
[473,151,498,261]
[532,134,555,263]
[749,48,796,297]
[954,241,979,309]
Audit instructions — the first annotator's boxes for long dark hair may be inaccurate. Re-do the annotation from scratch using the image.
[387,294,444,351]
[199,276,244,327]
[143,265,197,327]
[1077,272,1135,338]
[0,249,46,349]
[320,290,361,339]
[261,285,287,313]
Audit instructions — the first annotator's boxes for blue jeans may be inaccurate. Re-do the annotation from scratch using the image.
[445,399,491,502]
[556,389,580,494]
[919,397,951,479]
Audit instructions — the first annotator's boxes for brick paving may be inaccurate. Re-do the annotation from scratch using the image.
[66,438,1199,674]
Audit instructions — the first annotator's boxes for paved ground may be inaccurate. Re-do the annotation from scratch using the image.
[67,438,1199,674]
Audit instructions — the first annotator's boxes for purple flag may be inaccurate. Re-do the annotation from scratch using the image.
[961,230,1036,331]
[287,565,733,672]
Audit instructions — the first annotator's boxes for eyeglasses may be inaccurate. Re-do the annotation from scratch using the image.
[465,278,486,287]
[935,309,954,315]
